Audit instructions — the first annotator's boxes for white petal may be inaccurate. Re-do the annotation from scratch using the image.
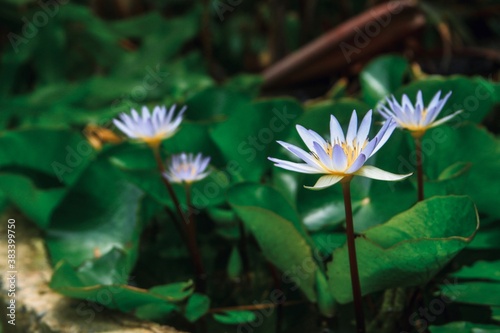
[346,154,366,173]
[167,115,183,133]
[346,111,358,144]
[387,95,402,111]
[131,109,140,121]
[360,137,378,158]
[307,129,327,147]
[354,165,411,181]
[193,153,202,167]
[158,106,166,122]
[356,110,372,145]
[429,109,462,128]
[304,175,344,190]
[142,119,155,136]
[332,144,347,171]
[402,94,415,116]
[194,171,210,181]
[296,125,317,151]
[113,119,136,138]
[330,115,345,143]
[426,90,443,112]
[387,96,410,123]
[313,142,333,169]
[377,106,397,122]
[177,105,187,118]
[371,120,396,155]
[199,156,211,172]
[426,91,452,124]
[277,141,321,168]
[141,106,151,119]
[415,90,424,113]
[164,104,177,124]
[268,157,323,174]
[151,109,160,131]
[121,113,137,129]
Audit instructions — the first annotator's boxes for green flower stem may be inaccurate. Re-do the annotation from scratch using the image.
[151,145,206,291]
[185,183,207,292]
[151,145,188,235]
[341,178,365,333]
[267,263,284,333]
[413,134,424,202]
[237,219,252,284]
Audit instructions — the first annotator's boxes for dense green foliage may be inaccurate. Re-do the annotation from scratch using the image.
[1,1,500,332]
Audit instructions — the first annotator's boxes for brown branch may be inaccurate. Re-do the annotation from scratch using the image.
[453,46,500,62]
[208,300,304,314]
[262,0,421,87]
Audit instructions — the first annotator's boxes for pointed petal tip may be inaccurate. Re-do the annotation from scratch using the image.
[303,185,326,191]
[354,165,412,181]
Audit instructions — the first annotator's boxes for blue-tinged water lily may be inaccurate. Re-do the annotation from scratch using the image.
[269,110,411,190]
[113,105,186,146]
[164,153,211,184]
[378,90,461,136]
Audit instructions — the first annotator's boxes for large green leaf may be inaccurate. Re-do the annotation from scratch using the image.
[213,310,257,325]
[315,270,335,317]
[185,293,210,322]
[50,248,180,313]
[46,150,143,268]
[134,302,177,321]
[328,196,479,303]
[311,232,346,258]
[228,183,319,301]
[0,174,66,229]
[0,129,95,227]
[424,124,500,218]
[424,162,471,197]
[149,280,194,302]
[0,128,95,186]
[468,227,500,250]
[451,261,500,281]
[211,98,302,181]
[185,87,253,121]
[441,260,500,308]
[223,74,263,98]
[441,281,500,307]
[109,9,201,74]
[360,55,409,106]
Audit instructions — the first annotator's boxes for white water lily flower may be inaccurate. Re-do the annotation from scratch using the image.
[268,110,411,190]
[113,105,186,145]
[163,153,211,184]
[378,90,461,135]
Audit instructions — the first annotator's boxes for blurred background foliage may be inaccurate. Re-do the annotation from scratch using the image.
[1,0,500,332]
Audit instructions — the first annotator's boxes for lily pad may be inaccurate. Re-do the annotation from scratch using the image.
[228,182,320,302]
[213,310,256,325]
[328,196,479,303]
[360,55,409,107]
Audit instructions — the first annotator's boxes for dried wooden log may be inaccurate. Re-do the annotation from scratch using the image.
[262,0,424,87]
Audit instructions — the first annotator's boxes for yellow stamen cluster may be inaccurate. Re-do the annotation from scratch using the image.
[312,139,368,171]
